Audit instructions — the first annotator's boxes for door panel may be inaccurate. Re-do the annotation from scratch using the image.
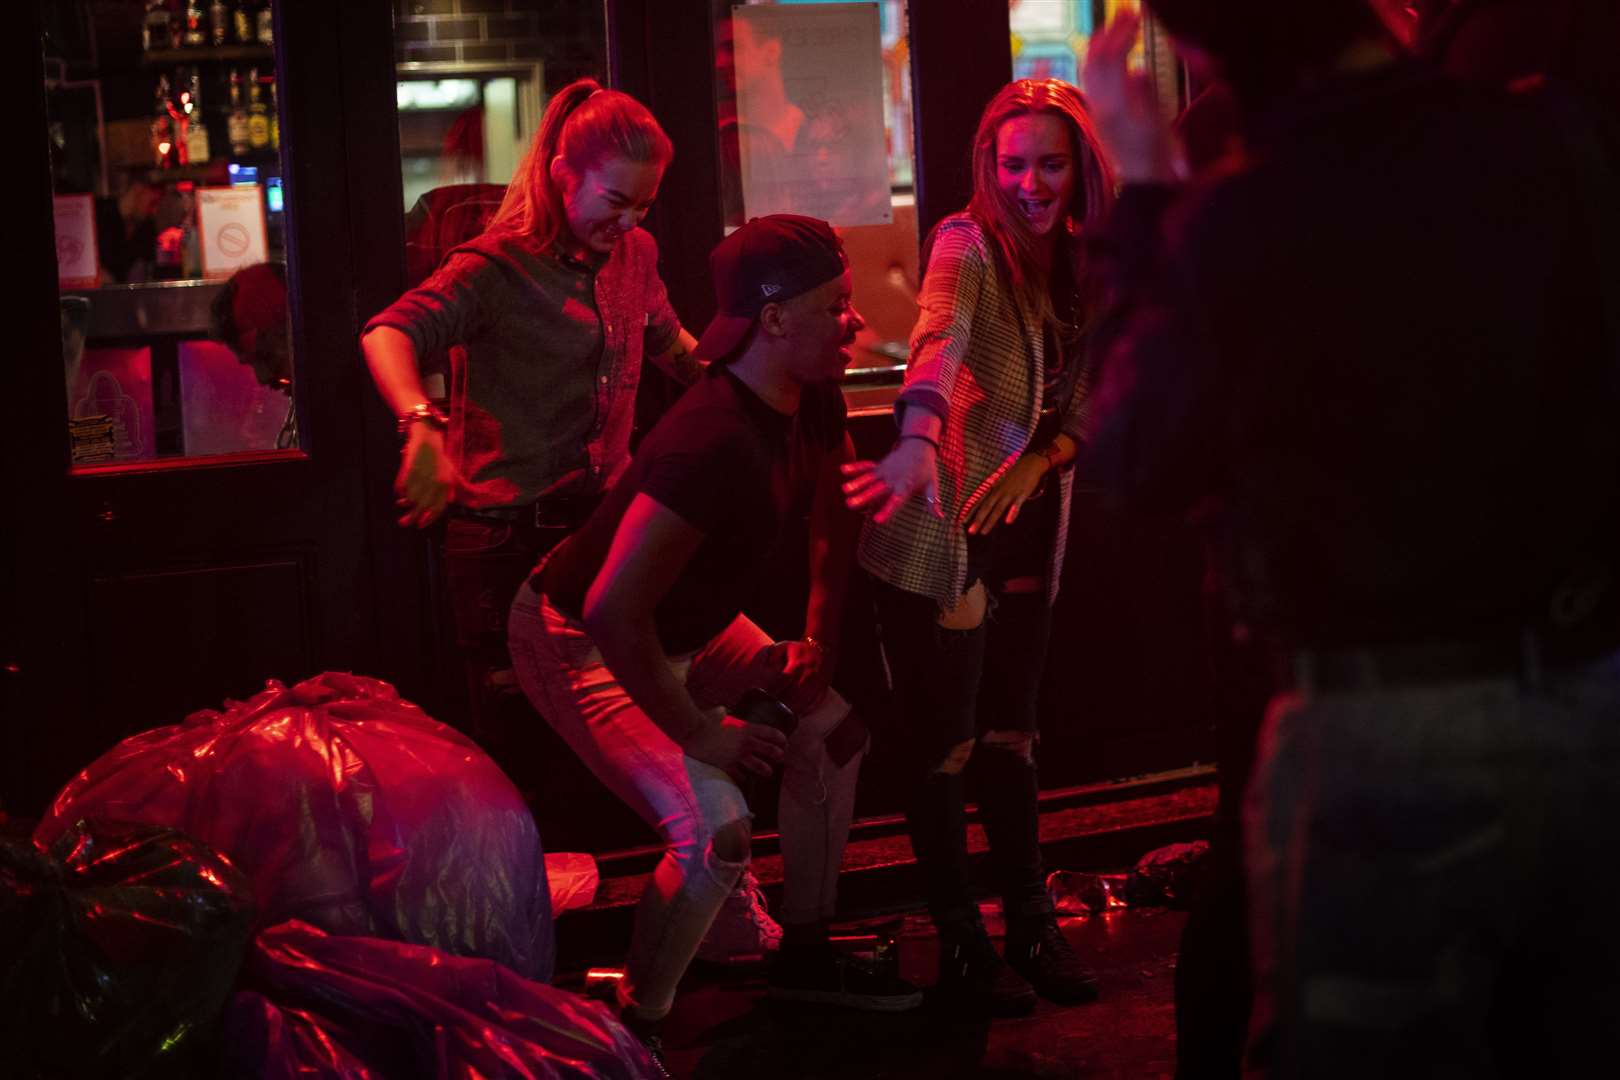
[83,552,316,747]
[6,1,421,817]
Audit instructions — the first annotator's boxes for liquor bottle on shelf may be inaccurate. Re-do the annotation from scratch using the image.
[184,68,211,165]
[151,74,177,168]
[233,1,253,46]
[257,1,273,48]
[228,69,251,156]
[248,67,270,151]
[183,2,206,47]
[209,0,229,47]
[268,76,279,151]
[179,186,202,279]
[142,1,171,53]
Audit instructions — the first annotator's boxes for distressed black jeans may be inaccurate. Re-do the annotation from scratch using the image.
[872,574,1055,934]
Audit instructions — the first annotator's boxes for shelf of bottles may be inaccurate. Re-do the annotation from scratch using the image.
[142,2,279,176]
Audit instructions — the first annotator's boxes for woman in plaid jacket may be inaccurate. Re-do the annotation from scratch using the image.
[843,78,1114,1016]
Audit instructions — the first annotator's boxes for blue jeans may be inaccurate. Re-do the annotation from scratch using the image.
[507,582,864,1021]
[1244,649,1620,1078]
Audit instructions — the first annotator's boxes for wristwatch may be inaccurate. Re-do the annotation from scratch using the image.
[1038,443,1064,473]
[396,402,449,439]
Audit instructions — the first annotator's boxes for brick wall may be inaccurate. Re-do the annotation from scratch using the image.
[393,0,605,93]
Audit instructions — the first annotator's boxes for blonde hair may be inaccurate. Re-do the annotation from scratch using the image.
[486,79,673,249]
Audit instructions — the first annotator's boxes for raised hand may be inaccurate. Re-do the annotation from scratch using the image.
[1082,7,1178,183]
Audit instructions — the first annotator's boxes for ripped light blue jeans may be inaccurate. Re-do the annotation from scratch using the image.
[508,581,864,1020]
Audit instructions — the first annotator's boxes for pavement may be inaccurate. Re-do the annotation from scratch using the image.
[557,902,1188,1079]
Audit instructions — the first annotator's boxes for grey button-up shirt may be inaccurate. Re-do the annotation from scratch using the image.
[365,226,680,508]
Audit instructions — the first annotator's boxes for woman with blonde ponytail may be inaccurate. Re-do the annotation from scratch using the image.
[362,78,699,736]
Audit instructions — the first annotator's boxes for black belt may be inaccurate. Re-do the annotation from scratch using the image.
[1284,627,1619,694]
[450,493,601,530]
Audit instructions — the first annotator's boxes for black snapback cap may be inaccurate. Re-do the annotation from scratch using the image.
[691,214,847,363]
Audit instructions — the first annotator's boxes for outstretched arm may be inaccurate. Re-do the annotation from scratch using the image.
[584,493,788,778]
[363,325,460,528]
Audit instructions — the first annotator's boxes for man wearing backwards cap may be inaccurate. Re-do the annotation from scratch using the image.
[509,214,921,1051]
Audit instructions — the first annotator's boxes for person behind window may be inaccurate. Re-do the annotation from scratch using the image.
[93,178,162,285]
[841,78,1114,1016]
[210,260,295,449]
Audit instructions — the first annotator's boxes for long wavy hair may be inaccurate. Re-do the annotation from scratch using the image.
[960,78,1115,326]
[486,78,673,249]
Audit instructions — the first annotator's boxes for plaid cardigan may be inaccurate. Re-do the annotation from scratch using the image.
[858,213,1092,606]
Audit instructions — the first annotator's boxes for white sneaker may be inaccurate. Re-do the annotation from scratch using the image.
[696,869,782,964]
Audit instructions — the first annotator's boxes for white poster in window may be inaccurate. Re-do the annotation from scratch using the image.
[197,185,269,279]
[733,2,891,227]
[54,193,100,289]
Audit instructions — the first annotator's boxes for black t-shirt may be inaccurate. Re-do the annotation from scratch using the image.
[541,366,847,654]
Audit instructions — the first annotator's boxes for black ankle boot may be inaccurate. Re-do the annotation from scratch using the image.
[1005,914,1099,1005]
[618,1007,673,1079]
[934,924,1037,1017]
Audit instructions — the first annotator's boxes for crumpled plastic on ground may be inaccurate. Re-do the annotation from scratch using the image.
[34,671,554,981]
[1126,839,1209,908]
[0,818,255,1079]
[223,920,660,1079]
[1047,839,1211,915]
[1047,869,1132,915]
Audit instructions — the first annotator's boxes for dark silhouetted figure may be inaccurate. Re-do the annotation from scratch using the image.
[1084,2,1620,1076]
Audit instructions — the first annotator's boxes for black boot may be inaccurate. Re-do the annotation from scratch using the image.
[1006,913,1100,1005]
[618,1007,673,1079]
[934,922,1037,1017]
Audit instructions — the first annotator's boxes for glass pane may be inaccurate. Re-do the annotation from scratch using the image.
[715,0,919,375]
[1009,0,1094,84]
[1013,1,1183,112]
[46,0,299,467]
[392,0,606,397]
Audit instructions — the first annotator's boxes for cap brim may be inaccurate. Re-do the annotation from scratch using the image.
[691,312,757,364]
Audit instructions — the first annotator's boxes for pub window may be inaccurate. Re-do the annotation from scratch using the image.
[47,0,298,467]
[715,0,920,377]
[390,0,607,398]
[1011,1,1185,114]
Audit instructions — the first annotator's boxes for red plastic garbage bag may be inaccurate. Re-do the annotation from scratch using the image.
[0,818,255,1079]
[222,920,660,1079]
[34,672,554,982]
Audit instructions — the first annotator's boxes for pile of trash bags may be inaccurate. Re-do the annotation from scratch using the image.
[3,673,656,1079]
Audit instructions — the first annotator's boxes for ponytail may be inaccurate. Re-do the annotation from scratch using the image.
[487,78,673,249]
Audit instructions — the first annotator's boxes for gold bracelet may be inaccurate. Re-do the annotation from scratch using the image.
[396,402,449,439]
